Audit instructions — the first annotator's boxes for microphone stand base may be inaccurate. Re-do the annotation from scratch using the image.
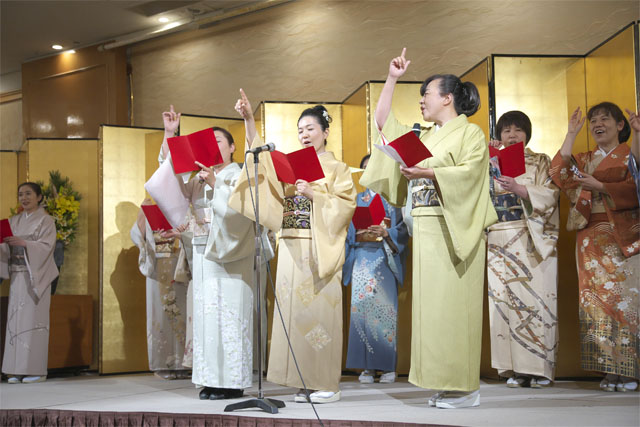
[224,397,286,414]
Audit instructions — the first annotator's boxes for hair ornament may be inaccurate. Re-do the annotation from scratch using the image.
[322,110,332,124]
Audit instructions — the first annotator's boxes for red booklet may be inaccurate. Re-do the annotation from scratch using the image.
[141,205,173,232]
[489,142,526,178]
[352,194,386,229]
[168,128,223,174]
[375,130,433,167]
[0,218,13,243]
[270,147,325,184]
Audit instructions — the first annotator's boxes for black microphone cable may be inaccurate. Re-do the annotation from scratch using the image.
[243,152,324,426]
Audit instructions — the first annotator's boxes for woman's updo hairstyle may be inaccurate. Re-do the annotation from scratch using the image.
[586,102,630,143]
[17,182,44,203]
[496,110,532,144]
[420,74,480,117]
[299,105,332,145]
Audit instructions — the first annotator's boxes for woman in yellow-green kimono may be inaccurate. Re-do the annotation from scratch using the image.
[360,48,497,409]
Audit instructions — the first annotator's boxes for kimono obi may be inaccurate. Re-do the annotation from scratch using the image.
[282,195,311,229]
[411,178,440,208]
[355,218,391,242]
[493,192,524,222]
[153,235,176,258]
[9,246,28,271]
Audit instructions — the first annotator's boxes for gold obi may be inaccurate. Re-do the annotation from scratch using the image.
[411,178,441,208]
[282,196,311,230]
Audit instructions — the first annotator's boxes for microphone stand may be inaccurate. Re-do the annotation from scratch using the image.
[224,150,285,414]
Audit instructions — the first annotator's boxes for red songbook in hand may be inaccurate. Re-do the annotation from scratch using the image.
[270,147,325,184]
[352,194,386,230]
[0,219,13,243]
[489,142,526,178]
[375,130,433,167]
[141,205,173,232]
[168,128,223,174]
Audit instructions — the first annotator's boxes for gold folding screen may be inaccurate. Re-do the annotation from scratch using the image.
[99,125,163,374]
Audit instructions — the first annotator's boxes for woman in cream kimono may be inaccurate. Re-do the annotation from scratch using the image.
[360,49,497,409]
[1,182,58,384]
[229,90,356,404]
[551,103,639,393]
[486,111,560,388]
[130,199,189,379]
[151,106,265,400]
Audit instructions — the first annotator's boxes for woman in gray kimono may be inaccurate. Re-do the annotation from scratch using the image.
[1,182,58,384]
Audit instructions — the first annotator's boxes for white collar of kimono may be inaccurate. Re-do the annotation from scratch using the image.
[367,189,376,197]
[595,145,616,158]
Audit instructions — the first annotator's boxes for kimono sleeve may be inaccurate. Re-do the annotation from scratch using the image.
[522,153,560,260]
[432,124,497,262]
[228,135,285,232]
[341,222,357,286]
[0,243,8,280]
[359,113,412,207]
[130,218,156,278]
[205,167,256,263]
[311,161,357,280]
[383,201,409,285]
[24,215,59,297]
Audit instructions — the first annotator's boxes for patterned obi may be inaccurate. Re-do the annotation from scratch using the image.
[282,195,311,229]
[491,189,524,222]
[411,178,440,208]
[9,245,28,271]
[153,233,176,258]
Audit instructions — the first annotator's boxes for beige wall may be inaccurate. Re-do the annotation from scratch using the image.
[129,1,637,128]
[0,98,23,151]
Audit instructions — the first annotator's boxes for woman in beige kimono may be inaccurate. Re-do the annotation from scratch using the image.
[131,199,189,380]
[230,90,356,403]
[1,182,58,384]
[359,49,497,408]
[487,111,560,388]
[550,103,639,392]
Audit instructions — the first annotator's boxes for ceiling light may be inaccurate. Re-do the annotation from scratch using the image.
[158,17,169,23]
[52,44,63,50]
[65,50,76,54]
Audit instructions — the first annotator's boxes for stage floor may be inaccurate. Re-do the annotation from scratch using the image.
[1,374,638,426]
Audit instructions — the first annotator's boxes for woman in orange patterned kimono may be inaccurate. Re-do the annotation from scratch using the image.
[550,102,639,392]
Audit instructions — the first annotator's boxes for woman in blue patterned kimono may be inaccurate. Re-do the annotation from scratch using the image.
[343,155,409,384]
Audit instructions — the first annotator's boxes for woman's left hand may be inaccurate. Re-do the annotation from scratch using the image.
[159,229,181,239]
[295,179,313,200]
[574,172,605,192]
[399,165,434,180]
[367,224,389,238]
[3,236,26,247]
[195,161,215,187]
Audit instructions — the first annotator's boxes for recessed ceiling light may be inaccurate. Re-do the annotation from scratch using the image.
[158,17,169,23]
[52,44,63,50]
[66,50,76,54]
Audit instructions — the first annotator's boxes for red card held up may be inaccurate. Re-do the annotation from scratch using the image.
[352,194,386,230]
[489,142,525,178]
[0,219,13,243]
[141,205,173,232]
[270,147,325,184]
[375,131,433,168]
[168,128,223,174]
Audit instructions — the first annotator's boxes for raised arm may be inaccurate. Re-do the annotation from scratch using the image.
[235,88,256,151]
[161,105,181,159]
[375,48,411,130]
[558,106,585,162]
[626,108,640,161]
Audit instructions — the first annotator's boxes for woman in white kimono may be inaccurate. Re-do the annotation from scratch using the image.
[130,199,189,380]
[486,111,560,388]
[1,182,58,384]
[229,90,356,403]
[157,107,262,400]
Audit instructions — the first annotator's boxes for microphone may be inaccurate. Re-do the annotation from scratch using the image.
[248,143,275,154]
[412,123,421,137]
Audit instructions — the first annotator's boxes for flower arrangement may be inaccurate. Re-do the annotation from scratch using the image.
[11,171,81,247]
